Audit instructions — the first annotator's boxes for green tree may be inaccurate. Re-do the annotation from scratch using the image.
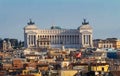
[18,40,24,49]
[10,39,18,49]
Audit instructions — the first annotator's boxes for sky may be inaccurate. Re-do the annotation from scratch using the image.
[0,0,120,41]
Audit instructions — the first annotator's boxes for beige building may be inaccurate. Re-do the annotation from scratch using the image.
[93,38,120,49]
[59,70,78,76]
[115,40,120,49]
[24,19,93,49]
[2,40,12,50]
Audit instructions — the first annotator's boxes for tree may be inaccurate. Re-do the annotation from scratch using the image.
[18,40,24,49]
[10,39,18,49]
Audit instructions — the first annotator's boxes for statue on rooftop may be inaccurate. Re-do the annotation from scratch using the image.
[27,19,35,25]
[82,19,89,25]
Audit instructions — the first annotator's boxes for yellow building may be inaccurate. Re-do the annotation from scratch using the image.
[60,70,78,76]
[21,70,42,76]
[91,63,109,72]
[115,40,120,49]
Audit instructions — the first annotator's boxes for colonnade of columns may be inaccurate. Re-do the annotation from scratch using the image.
[27,34,36,47]
[82,34,92,47]
[25,34,93,48]
[37,35,79,45]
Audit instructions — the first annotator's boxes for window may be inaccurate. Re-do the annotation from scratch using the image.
[104,45,106,48]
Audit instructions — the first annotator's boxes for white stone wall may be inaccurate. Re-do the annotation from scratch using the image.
[24,24,93,48]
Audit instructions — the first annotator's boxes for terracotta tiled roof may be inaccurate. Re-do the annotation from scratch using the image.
[71,63,109,66]
[111,71,120,76]
[18,75,34,76]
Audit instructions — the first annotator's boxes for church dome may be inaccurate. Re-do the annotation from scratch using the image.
[24,19,38,30]
[78,19,92,30]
